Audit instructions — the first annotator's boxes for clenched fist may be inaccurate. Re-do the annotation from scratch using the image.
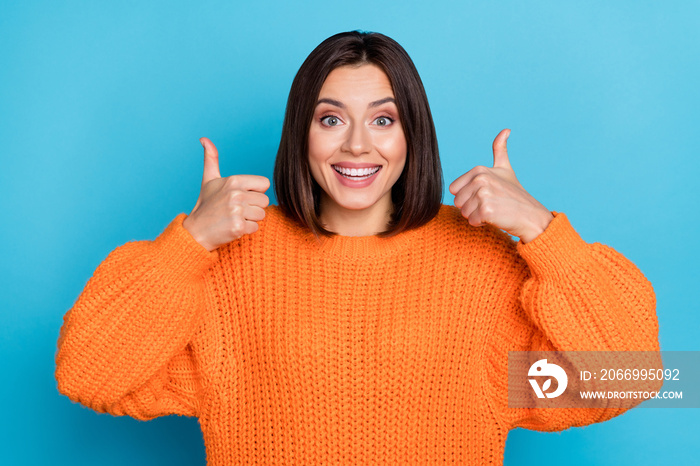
[449,129,554,244]
[183,137,270,252]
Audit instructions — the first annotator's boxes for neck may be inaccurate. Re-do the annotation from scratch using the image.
[319,194,394,236]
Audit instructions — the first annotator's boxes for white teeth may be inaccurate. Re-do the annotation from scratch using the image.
[333,165,381,176]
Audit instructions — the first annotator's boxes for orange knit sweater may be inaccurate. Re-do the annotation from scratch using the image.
[55,204,660,465]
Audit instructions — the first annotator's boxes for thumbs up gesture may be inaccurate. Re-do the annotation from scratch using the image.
[182,137,270,252]
[448,129,554,243]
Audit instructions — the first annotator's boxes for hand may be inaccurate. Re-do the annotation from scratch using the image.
[448,129,554,243]
[182,137,270,252]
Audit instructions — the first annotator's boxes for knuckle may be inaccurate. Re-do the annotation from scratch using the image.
[227,190,243,205]
[230,217,244,234]
[230,203,243,216]
[473,172,490,185]
[475,186,491,200]
[480,203,495,219]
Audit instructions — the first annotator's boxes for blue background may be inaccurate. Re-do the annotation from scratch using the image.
[1,1,698,464]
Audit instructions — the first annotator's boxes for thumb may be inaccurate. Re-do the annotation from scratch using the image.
[492,128,512,170]
[199,137,221,188]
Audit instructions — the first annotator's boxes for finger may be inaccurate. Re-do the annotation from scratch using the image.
[448,165,489,196]
[460,190,490,227]
[492,128,512,170]
[227,175,271,193]
[200,137,222,188]
[231,191,269,208]
[451,166,494,207]
[242,204,266,222]
[243,191,270,209]
[454,179,493,210]
[242,219,260,236]
[453,183,473,209]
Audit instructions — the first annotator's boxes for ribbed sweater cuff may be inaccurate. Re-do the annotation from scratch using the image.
[152,213,220,279]
[515,211,588,278]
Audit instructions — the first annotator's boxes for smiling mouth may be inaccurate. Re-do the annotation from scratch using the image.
[332,165,382,180]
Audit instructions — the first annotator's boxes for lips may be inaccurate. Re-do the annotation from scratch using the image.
[331,163,382,187]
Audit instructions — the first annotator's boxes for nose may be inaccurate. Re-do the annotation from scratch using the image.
[341,121,372,156]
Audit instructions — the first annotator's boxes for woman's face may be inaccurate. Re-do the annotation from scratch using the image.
[308,64,407,217]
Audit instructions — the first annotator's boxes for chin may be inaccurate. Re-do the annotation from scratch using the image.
[334,197,378,211]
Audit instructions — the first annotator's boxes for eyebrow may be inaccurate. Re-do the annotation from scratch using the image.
[315,97,396,109]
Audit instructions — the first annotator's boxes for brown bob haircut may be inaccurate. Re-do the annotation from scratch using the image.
[273,30,443,238]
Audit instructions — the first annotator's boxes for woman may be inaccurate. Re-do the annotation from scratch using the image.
[55,31,660,464]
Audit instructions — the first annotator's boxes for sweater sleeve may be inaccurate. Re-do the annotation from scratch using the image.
[55,213,219,420]
[484,211,661,432]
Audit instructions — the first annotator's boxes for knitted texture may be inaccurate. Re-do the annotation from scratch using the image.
[55,204,660,465]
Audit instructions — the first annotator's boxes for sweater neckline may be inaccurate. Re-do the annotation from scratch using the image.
[268,205,430,260]
[313,228,419,259]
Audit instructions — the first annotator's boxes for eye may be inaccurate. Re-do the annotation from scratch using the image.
[373,116,394,127]
[320,115,341,127]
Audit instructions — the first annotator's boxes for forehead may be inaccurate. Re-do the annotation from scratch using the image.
[319,64,394,99]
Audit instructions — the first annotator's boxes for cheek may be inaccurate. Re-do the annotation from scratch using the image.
[308,127,340,159]
[307,130,322,162]
[377,131,407,165]
[307,131,329,185]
